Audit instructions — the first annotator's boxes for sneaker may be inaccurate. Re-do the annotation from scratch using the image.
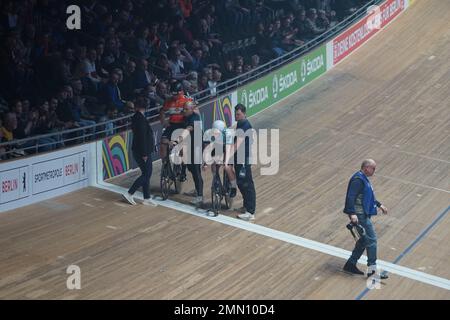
[237,212,255,221]
[229,187,237,198]
[233,206,246,214]
[367,268,389,279]
[142,198,158,207]
[122,192,136,205]
[190,196,203,206]
[207,211,218,217]
[343,261,364,275]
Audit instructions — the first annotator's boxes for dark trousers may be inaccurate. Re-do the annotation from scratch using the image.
[235,164,256,214]
[129,153,153,199]
[187,164,203,197]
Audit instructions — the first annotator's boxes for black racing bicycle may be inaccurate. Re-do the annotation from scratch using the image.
[209,164,234,216]
[160,143,184,200]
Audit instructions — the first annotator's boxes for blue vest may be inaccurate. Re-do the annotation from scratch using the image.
[352,171,377,216]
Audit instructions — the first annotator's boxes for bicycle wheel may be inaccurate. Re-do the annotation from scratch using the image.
[223,170,234,210]
[173,164,184,194]
[210,174,221,216]
[160,162,170,200]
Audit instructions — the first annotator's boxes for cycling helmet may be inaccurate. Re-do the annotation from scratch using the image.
[212,120,226,132]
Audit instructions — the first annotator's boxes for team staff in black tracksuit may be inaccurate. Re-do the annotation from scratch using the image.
[234,104,256,221]
[122,97,158,206]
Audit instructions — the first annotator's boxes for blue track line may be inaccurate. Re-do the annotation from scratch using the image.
[355,205,450,300]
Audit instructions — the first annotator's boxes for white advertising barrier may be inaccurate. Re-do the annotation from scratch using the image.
[326,0,410,70]
[0,142,97,213]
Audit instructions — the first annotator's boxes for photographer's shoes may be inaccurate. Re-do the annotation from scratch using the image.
[343,261,364,275]
[367,269,389,279]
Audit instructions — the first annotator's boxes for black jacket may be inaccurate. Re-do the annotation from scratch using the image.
[131,111,154,158]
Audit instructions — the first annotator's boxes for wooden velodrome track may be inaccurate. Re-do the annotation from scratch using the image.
[0,0,449,299]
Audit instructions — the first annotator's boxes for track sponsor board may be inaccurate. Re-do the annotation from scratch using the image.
[237,45,327,116]
[332,0,405,65]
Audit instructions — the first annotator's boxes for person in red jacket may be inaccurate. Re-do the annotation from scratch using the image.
[159,81,193,180]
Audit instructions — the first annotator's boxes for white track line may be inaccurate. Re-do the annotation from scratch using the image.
[95,181,450,291]
[376,174,450,194]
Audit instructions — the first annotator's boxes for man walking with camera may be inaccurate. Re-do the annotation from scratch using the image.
[343,159,388,278]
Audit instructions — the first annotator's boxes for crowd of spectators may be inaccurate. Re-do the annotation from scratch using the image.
[0,0,373,159]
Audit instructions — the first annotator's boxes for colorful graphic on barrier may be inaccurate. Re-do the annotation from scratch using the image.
[200,94,236,129]
[237,45,327,116]
[332,0,404,65]
[102,132,131,180]
[102,122,163,180]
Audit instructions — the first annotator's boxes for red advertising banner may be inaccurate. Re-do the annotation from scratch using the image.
[333,0,405,65]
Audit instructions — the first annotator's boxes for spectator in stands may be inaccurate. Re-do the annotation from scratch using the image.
[207,68,222,96]
[76,48,102,88]
[168,45,193,80]
[55,87,79,130]
[172,17,193,45]
[141,84,163,116]
[195,18,221,55]
[133,58,154,92]
[119,60,136,101]
[279,15,302,52]
[157,21,171,54]
[59,48,75,85]
[102,37,127,72]
[317,10,331,30]
[0,112,24,157]
[191,48,206,73]
[222,60,235,81]
[69,80,98,124]
[234,64,243,77]
[329,10,339,27]
[156,80,170,103]
[186,71,199,92]
[269,18,286,57]
[29,99,62,151]
[294,9,309,41]
[198,73,209,93]
[95,42,109,79]
[154,53,172,81]
[100,72,130,114]
[305,8,327,39]
[252,23,272,60]
[1,112,17,143]
[234,55,244,71]
[135,26,152,59]
[11,100,33,141]
[35,99,64,145]
[251,54,260,69]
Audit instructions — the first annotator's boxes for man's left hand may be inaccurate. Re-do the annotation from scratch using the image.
[380,205,388,215]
